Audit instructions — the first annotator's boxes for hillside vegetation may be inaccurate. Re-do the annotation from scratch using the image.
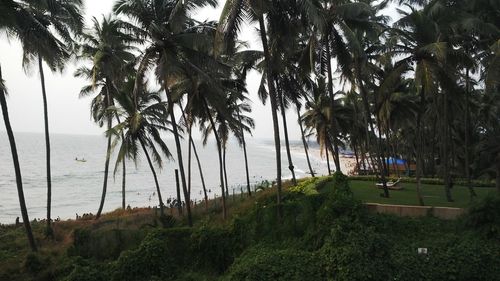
[1,174,500,281]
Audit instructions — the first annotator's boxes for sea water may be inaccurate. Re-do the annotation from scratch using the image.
[0,132,341,223]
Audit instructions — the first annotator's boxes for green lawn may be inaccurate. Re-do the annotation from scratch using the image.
[347,180,496,208]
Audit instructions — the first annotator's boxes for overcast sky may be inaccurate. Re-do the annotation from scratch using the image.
[0,0,399,141]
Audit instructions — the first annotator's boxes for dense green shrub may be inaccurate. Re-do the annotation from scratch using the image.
[223,247,325,281]
[23,252,47,274]
[68,228,147,260]
[392,235,500,281]
[320,218,393,281]
[63,264,109,281]
[463,194,500,240]
[112,228,192,281]
[190,226,240,274]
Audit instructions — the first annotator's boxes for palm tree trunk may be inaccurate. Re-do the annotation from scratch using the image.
[277,81,297,185]
[38,56,53,236]
[96,115,112,219]
[0,65,37,252]
[187,117,193,196]
[356,63,389,197]
[114,113,127,210]
[96,85,113,220]
[191,138,208,208]
[180,104,209,207]
[258,15,282,213]
[223,146,229,197]
[204,98,227,219]
[326,35,341,172]
[325,143,331,175]
[443,92,453,202]
[165,89,192,226]
[496,154,500,195]
[415,89,426,206]
[296,104,314,177]
[236,110,252,196]
[139,139,164,216]
[464,67,476,199]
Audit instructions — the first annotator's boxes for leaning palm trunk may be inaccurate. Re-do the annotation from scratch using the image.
[204,98,227,219]
[277,82,296,185]
[464,67,476,199]
[165,89,192,226]
[139,139,165,216]
[442,92,453,202]
[325,39,341,172]
[191,137,208,208]
[296,105,314,177]
[180,105,209,208]
[1,66,37,251]
[325,142,331,175]
[96,114,112,219]
[223,145,229,197]
[237,110,252,196]
[96,84,114,219]
[114,113,127,209]
[38,56,53,236]
[258,15,283,214]
[356,64,390,197]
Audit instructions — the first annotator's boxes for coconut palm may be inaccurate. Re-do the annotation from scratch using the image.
[110,76,173,216]
[0,0,51,252]
[75,16,141,218]
[15,0,84,236]
[114,0,221,224]
[218,0,289,212]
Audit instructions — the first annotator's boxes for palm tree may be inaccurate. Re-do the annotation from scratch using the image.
[179,103,209,207]
[0,0,50,252]
[17,0,84,236]
[201,92,254,197]
[302,78,336,175]
[218,0,285,212]
[110,77,173,216]
[0,66,37,252]
[75,16,141,218]
[114,0,220,225]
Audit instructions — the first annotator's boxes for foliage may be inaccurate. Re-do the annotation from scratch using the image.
[224,247,325,281]
[463,194,500,240]
[320,218,393,281]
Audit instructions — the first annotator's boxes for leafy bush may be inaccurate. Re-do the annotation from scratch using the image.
[223,247,325,281]
[112,228,191,281]
[190,226,240,274]
[63,264,109,281]
[392,235,500,281]
[463,194,500,240]
[320,218,393,281]
[68,228,147,260]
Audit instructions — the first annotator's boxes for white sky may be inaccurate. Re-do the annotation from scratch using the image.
[0,0,399,140]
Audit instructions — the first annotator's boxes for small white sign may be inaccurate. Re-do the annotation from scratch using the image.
[418,248,428,255]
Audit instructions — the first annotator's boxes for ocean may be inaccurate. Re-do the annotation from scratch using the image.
[0,132,348,223]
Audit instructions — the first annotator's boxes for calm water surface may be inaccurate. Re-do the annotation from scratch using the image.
[0,132,337,223]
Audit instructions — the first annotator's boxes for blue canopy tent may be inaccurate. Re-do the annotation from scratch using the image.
[386,158,406,165]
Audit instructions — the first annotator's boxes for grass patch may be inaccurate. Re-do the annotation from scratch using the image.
[344,180,496,208]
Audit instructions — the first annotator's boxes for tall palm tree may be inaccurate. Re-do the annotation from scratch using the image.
[0,66,37,252]
[218,0,285,212]
[114,0,219,224]
[0,0,53,252]
[76,16,141,218]
[17,0,84,236]
[110,77,173,217]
